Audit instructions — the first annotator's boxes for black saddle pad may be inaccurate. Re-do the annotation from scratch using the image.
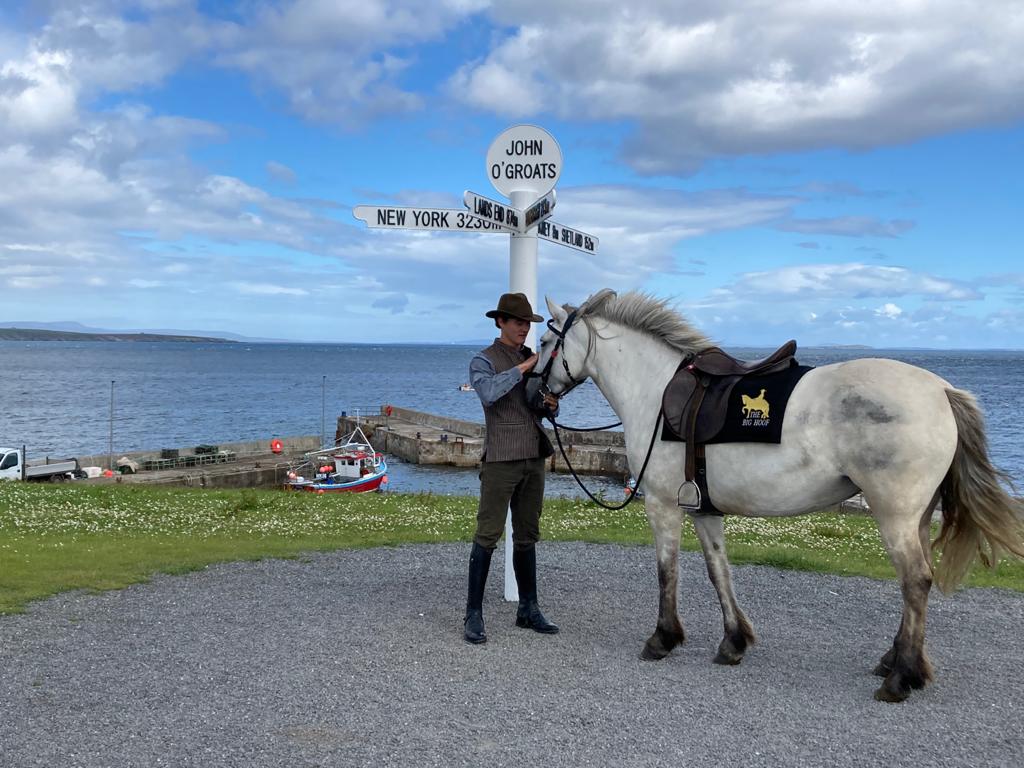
[707,364,813,444]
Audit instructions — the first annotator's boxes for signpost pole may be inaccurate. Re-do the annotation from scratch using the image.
[503,188,539,602]
[108,380,115,472]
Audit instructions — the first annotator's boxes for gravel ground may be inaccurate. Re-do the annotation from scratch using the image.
[1,542,1022,768]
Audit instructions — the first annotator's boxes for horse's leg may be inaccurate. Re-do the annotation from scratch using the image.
[874,492,939,679]
[640,499,686,661]
[870,497,936,703]
[691,514,756,665]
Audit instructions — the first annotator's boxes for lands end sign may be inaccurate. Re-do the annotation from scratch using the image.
[485,124,562,198]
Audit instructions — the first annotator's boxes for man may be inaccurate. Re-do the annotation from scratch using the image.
[463,292,560,645]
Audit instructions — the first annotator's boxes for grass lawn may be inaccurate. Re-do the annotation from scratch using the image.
[1,481,1022,614]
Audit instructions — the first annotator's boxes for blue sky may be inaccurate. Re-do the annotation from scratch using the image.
[0,1,1021,348]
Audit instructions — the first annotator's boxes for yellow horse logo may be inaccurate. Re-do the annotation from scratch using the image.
[741,389,770,418]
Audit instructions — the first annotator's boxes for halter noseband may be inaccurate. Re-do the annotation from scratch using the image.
[536,309,585,394]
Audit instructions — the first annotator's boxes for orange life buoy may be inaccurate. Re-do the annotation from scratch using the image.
[384,405,394,417]
[270,438,283,454]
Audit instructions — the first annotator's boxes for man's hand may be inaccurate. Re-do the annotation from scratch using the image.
[516,353,538,375]
[542,393,560,411]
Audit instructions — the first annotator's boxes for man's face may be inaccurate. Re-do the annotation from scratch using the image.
[498,316,531,347]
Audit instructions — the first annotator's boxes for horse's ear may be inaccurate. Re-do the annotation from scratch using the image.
[545,296,567,324]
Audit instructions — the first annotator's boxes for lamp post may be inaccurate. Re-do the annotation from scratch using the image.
[321,375,326,448]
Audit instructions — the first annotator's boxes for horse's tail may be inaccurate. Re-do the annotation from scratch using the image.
[933,388,1024,593]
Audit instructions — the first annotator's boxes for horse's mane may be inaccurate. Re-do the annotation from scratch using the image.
[574,289,713,354]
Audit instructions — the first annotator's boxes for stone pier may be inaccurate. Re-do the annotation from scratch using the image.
[338,406,628,478]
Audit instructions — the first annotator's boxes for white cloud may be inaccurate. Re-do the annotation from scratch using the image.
[7,275,59,289]
[777,217,914,238]
[266,160,297,184]
[215,0,478,125]
[35,0,227,93]
[681,296,1016,349]
[707,263,980,305]
[449,28,545,115]
[875,302,903,318]
[453,1,1024,173]
[0,46,77,139]
[231,282,309,296]
[13,1,467,132]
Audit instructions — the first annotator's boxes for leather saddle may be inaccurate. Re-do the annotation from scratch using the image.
[661,340,797,513]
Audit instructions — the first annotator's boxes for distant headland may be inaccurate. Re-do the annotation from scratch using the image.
[0,328,235,343]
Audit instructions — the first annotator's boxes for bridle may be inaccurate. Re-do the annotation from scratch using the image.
[536,309,585,396]
[531,307,662,512]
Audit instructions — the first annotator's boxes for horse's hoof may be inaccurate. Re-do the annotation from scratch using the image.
[640,644,669,661]
[713,650,743,666]
[873,681,910,703]
[872,671,913,704]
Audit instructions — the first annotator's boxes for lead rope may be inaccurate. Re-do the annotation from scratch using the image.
[546,411,662,511]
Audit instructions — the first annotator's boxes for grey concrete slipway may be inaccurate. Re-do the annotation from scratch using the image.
[1,542,1022,767]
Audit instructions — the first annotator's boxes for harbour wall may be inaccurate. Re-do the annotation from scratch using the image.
[79,435,322,490]
[338,406,629,478]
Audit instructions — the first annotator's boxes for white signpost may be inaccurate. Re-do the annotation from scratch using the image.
[353,124,598,602]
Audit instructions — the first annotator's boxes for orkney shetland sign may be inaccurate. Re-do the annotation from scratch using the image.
[485,124,562,197]
[353,205,512,233]
[537,219,599,254]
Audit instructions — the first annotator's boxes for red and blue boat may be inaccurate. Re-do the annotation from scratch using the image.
[285,426,388,493]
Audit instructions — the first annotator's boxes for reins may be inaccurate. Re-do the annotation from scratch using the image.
[546,412,661,511]
[535,304,659,510]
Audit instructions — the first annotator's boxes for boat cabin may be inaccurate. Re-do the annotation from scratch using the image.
[326,450,381,479]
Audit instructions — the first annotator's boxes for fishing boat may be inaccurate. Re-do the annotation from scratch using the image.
[284,426,388,493]
[459,383,474,392]
[624,476,644,499]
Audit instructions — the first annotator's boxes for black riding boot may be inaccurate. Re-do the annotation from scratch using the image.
[513,545,560,634]
[464,542,492,644]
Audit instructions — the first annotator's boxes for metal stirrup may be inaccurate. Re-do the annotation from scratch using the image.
[677,480,702,511]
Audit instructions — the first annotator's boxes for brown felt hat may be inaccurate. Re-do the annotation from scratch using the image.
[485,292,543,322]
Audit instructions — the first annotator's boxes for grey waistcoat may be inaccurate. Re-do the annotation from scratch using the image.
[480,340,554,462]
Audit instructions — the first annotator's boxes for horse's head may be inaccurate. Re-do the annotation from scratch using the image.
[529,295,594,398]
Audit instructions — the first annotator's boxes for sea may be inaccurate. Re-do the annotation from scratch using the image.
[1,341,1021,496]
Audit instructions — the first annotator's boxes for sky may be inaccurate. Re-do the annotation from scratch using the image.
[0,1,1022,348]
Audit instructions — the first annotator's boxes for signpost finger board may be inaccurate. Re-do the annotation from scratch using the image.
[463,190,524,232]
[537,219,599,254]
[353,205,513,233]
[463,190,555,234]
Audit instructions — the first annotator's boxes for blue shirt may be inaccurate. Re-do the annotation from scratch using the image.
[469,350,523,408]
[469,344,558,418]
